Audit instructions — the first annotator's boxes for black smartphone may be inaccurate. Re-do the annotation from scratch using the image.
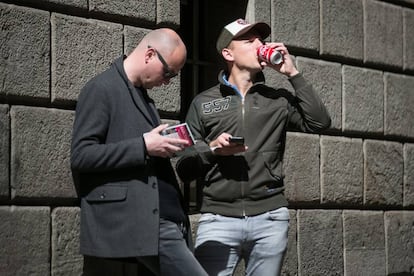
[229,136,245,145]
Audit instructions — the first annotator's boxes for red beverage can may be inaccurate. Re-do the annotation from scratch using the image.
[257,45,283,65]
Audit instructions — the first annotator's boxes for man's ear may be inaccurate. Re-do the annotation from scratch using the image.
[145,47,156,63]
[221,48,234,62]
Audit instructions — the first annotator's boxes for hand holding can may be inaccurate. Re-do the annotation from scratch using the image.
[257,45,283,65]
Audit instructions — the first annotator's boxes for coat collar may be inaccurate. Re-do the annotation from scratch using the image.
[113,56,160,127]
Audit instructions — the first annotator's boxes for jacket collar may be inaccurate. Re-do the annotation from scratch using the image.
[113,56,160,126]
[218,70,266,96]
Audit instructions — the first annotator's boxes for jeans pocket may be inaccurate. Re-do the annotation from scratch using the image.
[198,213,217,224]
[268,207,290,221]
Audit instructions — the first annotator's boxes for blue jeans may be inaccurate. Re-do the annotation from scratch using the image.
[194,207,289,276]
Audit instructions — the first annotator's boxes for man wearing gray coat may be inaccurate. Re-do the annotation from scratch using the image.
[71,28,207,276]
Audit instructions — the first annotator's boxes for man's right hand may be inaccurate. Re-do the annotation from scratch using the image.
[209,133,247,156]
[144,124,190,158]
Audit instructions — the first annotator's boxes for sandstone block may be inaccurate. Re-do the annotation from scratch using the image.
[364,0,403,68]
[364,140,403,206]
[271,0,319,52]
[0,105,9,198]
[10,106,76,199]
[246,0,271,31]
[282,209,298,276]
[51,14,122,104]
[52,207,83,276]
[343,66,384,134]
[384,73,414,138]
[0,4,49,102]
[404,144,414,207]
[157,0,180,26]
[89,0,156,23]
[404,8,414,71]
[385,211,414,274]
[298,210,343,275]
[321,136,363,205]
[0,206,50,276]
[343,210,386,275]
[321,0,363,61]
[284,132,320,203]
[297,57,342,130]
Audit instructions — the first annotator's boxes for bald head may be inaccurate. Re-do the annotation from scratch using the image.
[141,29,186,58]
[124,28,187,88]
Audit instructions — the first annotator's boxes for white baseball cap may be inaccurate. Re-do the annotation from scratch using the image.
[216,18,271,53]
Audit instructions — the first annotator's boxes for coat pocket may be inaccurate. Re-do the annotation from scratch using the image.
[262,149,283,181]
[85,186,127,203]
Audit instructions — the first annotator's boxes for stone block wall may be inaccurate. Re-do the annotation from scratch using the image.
[0,0,413,275]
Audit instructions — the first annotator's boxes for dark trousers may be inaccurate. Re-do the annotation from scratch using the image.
[137,218,207,276]
[82,219,206,276]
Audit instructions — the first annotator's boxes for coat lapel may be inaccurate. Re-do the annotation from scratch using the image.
[129,83,159,127]
[114,56,158,127]
[146,93,161,125]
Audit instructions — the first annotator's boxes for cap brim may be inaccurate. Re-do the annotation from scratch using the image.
[233,22,271,41]
[216,22,271,54]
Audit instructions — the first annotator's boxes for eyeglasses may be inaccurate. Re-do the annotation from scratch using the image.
[148,45,178,79]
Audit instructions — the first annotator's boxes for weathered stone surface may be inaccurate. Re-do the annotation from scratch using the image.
[385,211,414,274]
[364,0,403,68]
[189,213,201,244]
[10,106,76,199]
[148,77,182,114]
[52,207,83,276]
[246,0,271,31]
[343,66,384,134]
[0,3,49,102]
[10,0,87,8]
[404,8,414,71]
[0,206,50,276]
[51,14,123,104]
[343,210,386,276]
[89,0,156,23]
[284,132,320,203]
[321,136,363,205]
[364,140,403,206]
[298,210,343,275]
[0,105,9,199]
[271,0,319,52]
[405,143,414,207]
[282,209,298,276]
[321,0,363,61]
[297,57,342,130]
[384,73,414,138]
[124,26,150,56]
[389,0,414,4]
[157,0,180,26]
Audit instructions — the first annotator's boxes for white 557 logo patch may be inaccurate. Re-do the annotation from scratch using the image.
[202,96,231,114]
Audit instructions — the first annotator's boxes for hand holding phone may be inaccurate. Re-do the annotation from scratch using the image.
[229,136,245,145]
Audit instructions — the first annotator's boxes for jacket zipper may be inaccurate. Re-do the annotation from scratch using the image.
[241,96,246,217]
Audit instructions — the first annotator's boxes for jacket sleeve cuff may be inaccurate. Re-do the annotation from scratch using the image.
[194,141,217,164]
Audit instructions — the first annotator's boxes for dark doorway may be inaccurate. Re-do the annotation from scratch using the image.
[179,0,249,119]
[178,0,249,212]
